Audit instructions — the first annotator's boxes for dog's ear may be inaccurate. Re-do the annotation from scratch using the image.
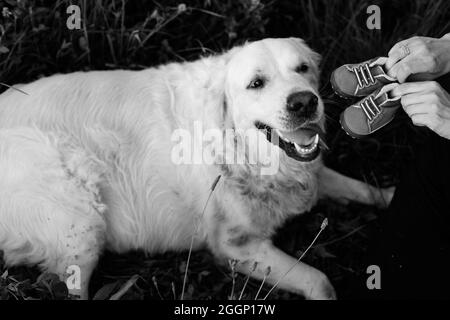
[310,50,322,70]
[288,37,321,65]
[309,50,322,87]
[288,37,322,86]
[206,46,243,130]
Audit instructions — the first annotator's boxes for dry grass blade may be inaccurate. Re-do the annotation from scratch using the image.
[263,218,328,300]
[152,276,164,300]
[238,262,257,300]
[171,282,176,300]
[228,259,237,300]
[0,83,29,95]
[254,266,271,300]
[181,175,221,300]
[109,274,140,300]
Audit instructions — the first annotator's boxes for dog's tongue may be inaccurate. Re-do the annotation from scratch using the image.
[278,125,322,146]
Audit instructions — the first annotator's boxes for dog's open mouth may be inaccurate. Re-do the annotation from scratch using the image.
[255,121,322,162]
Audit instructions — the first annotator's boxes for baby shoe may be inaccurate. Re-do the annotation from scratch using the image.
[331,57,397,98]
[340,84,401,138]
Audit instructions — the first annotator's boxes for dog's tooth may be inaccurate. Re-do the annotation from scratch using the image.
[313,134,319,145]
[294,138,318,156]
[294,142,306,154]
[307,135,319,151]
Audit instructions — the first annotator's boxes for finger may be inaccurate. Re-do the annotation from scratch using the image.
[410,113,435,128]
[402,103,431,116]
[391,81,438,97]
[387,56,417,83]
[396,64,412,83]
[388,38,411,57]
[400,93,436,107]
[385,50,404,71]
[376,83,399,98]
[386,39,412,70]
[370,57,388,67]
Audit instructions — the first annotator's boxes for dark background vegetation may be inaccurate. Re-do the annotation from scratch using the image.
[0,0,449,299]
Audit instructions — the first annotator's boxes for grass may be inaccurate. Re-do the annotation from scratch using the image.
[1,0,450,300]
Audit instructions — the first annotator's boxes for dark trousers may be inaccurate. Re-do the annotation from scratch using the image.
[352,74,450,299]
[368,133,450,299]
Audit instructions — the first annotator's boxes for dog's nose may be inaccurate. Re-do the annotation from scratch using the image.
[286,91,318,113]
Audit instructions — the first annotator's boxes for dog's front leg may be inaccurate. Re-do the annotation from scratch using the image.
[207,205,336,300]
[216,237,335,300]
[318,166,395,208]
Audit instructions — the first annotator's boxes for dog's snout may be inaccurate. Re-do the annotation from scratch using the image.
[286,91,318,113]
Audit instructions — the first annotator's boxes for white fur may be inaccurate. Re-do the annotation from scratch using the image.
[0,38,339,299]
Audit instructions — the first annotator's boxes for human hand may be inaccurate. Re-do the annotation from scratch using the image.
[392,81,450,139]
[385,35,450,83]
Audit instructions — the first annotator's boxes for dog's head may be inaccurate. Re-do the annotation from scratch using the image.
[224,38,323,163]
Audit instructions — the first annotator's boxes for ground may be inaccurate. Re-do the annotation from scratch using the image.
[0,0,449,300]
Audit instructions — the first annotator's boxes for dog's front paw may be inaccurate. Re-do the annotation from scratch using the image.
[306,274,337,300]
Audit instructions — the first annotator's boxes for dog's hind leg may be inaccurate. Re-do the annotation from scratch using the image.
[318,166,395,208]
[52,218,106,299]
[0,186,106,300]
[0,127,107,299]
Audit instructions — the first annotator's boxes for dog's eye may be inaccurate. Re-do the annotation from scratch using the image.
[296,63,309,73]
[247,78,265,90]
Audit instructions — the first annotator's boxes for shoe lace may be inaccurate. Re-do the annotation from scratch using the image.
[352,64,376,88]
[360,96,381,121]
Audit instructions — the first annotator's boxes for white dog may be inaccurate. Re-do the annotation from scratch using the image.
[0,38,392,300]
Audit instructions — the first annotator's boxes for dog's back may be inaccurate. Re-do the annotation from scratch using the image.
[0,63,222,255]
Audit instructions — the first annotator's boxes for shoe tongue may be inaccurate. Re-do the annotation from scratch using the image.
[370,64,387,77]
[374,89,400,107]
